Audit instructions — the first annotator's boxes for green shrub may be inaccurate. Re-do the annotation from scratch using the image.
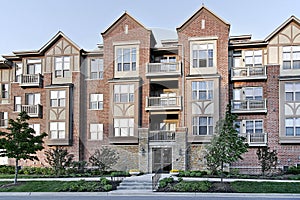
[0,165,15,174]
[103,184,112,191]
[286,166,300,175]
[173,181,211,192]
[100,177,110,185]
[110,171,129,177]
[158,177,174,188]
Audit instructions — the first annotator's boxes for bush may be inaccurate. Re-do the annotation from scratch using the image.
[103,184,112,191]
[0,165,15,174]
[110,171,129,177]
[173,181,211,192]
[178,170,207,177]
[158,177,174,188]
[100,177,110,185]
[286,166,300,175]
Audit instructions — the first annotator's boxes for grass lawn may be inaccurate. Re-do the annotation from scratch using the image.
[231,181,300,193]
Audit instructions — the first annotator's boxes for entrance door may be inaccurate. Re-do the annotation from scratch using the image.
[152,148,172,173]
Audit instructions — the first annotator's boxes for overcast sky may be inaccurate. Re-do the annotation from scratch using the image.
[0,0,299,56]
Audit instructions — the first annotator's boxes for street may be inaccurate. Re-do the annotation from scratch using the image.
[1,193,300,200]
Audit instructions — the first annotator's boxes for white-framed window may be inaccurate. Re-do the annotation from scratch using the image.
[192,81,213,100]
[192,44,214,68]
[50,90,66,107]
[245,50,262,67]
[0,112,8,127]
[27,59,42,74]
[90,94,103,110]
[55,56,70,78]
[245,120,263,134]
[90,58,104,79]
[50,122,65,139]
[116,47,136,71]
[192,116,213,135]
[26,93,40,105]
[244,87,263,100]
[114,84,134,103]
[283,46,300,69]
[285,82,300,102]
[285,118,300,136]
[89,123,103,140]
[114,118,134,137]
[1,84,8,99]
[29,124,40,136]
[14,96,21,112]
[15,63,22,82]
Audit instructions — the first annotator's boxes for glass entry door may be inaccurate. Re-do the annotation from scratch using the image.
[152,148,172,173]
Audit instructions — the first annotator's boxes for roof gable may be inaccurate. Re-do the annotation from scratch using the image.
[265,16,300,41]
[101,12,149,36]
[177,6,230,31]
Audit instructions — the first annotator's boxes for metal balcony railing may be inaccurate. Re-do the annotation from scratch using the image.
[146,95,181,110]
[231,66,267,80]
[231,99,267,113]
[149,131,175,141]
[21,104,42,118]
[20,74,42,87]
[146,62,181,76]
[240,132,267,146]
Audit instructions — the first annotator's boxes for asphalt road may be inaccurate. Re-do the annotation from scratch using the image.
[1,193,300,200]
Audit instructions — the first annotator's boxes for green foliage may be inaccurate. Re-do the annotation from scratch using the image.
[100,177,110,185]
[178,170,207,177]
[286,166,300,175]
[231,181,300,193]
[173,181,211,192]
[0,165,15,174]
[110,171,129,177]
[89,147,119,174]
[205,105,248,179]
[0,111,47,184]
[103,184,113,191]
[45,146,74,177]
[158,177,174,188]
[257,146,278,176]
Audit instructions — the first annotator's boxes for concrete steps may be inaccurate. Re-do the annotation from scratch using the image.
[113,174,153,193]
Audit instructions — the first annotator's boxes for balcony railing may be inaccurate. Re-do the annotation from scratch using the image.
[240,132,267,146]
[149,131,175,141]
[231,99,267,113]
[20,74,42,87]
[21,104,42,118]
[231,66,267,80]
[146,95,182,111]
[146,62,181,77]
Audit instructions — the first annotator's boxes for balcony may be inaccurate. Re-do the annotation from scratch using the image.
[145,94,182,111]
[20,74,42,87]
[231,66,267,80]
[231,99,267,113]
[21,104,42,118]
[240,132,267,147]
[149,131,175,141]
[146,62,181,77]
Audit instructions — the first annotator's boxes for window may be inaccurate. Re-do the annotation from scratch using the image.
[1,84,8,99]
[0,112,8,127]
[192,44,213,68]
[192,81,213,100]
[245,50,262,67]
[90,58,104,79]
[244,87,263,100]
[192,116,213,135]
[29,124,40,136]
[55,56,70,78]
[50,90,66,107]
[27,59,41,74]
[26,93,40,105]
[50,122,65,139]
[116,47,136,71]
[114,84,134,103]
[15,63,22,82]
[283,46,300,69]
[14,96,21,112]
[90,124,103,140]
[285,118,300,136]
[114,118,134,137]
[285,83,300,101]
[245,120,263,133]
[90,94,103,110]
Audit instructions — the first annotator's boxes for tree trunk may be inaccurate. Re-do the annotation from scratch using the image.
[14,159,19,184]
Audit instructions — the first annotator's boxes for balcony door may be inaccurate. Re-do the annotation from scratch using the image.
[26,93,40,105]
[152,148,172,173]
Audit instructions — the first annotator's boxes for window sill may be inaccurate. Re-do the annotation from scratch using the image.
[279,136,300,144]
[109,136,138,144]
[188,135,213,143]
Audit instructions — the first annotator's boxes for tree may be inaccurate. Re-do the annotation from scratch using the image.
[0,111,47,184]
[45,146,74,177]
[257,146,278,176]
[205,105,248,182]
[89,146,119,175]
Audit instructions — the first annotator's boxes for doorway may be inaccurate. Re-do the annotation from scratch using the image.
[152,148,172,173]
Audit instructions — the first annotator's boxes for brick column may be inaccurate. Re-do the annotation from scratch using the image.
[138,128,149,173]
[172,127,187,170]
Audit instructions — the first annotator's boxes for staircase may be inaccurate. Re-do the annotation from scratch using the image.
[111,174,153,194]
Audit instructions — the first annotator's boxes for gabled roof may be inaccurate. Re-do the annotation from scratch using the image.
[12,31,81,56]
[177,6,230,31]
[101,12,149,36]
[265,15,300,41]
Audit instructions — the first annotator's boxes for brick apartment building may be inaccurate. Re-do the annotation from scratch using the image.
[0,6,300,174]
